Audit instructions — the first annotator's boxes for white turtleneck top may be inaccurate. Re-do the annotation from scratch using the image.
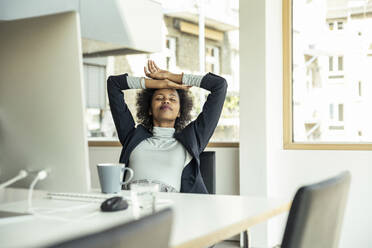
[126,127,192,191]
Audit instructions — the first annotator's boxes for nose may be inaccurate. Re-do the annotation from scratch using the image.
[162,98,170,104]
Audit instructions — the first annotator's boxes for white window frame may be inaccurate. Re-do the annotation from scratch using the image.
[205,45,220,74]
[328,102,344,128]
[337,21,344,30]
[358,81,362,98]
[328,55,344,78]
[83,63,106,109]
[327,20,345,31]
[165,37,177,71]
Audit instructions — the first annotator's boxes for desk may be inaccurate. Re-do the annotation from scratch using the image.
[0,188,290,248]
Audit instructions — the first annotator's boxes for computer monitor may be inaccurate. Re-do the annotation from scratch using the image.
[0,12,91,192]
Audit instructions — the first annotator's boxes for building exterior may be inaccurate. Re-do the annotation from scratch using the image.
[292,0,372,142]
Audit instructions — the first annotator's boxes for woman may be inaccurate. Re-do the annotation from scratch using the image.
[107,60,227,194]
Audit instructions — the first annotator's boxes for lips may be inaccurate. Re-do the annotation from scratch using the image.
[160,105,172,111]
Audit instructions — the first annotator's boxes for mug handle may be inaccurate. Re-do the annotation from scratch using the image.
[121,167,133,185]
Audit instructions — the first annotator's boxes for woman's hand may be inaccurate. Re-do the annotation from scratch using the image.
[144,60,169,80]
[145,78,191,90]
[144,60,188,89]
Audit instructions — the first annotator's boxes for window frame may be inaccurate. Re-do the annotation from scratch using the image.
[205,45,220,74]
[165,36,177,71]
[282,0,372,150]
[83,62,107,109]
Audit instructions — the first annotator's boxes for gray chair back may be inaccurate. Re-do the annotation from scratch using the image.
[199,151,216,194]
[281,171,351,248]
[49,208,173,248]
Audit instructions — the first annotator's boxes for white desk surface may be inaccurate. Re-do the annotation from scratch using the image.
[0,188,291,248]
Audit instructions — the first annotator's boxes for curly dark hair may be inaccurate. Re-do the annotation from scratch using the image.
[136,89,193,133]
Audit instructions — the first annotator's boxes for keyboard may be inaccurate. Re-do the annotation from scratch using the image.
[47,192,173,207]
[47,192,127,203]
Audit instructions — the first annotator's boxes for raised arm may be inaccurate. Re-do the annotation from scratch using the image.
[186,72,228,153]
[107,74,137,146]
[145,60,228,153]
[108,71,191,146]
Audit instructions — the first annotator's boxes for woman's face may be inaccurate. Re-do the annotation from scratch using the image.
[150,89,181,124]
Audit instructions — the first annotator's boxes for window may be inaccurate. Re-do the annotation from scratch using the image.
[165,37,176,71]
[283,0,372,149]
[338,56,343,71]
[83,63,110,137]
[84,64,106,109]
[205,45,220,74]
[329,57,333,71]
[328,22,334,30]
[328,56,344,78]
[329,103,344,122]
[86,1,239,143]
[358,81,362,97]
[327,21,345,31]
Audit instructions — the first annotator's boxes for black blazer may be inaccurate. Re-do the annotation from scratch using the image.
[107,72,227,194]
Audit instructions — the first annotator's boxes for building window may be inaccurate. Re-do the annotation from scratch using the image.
[327,21,345,31]
[84,64,106,109]
[328,103,344,122]
[165,37,176,71]
[328,56,344,78]
[83,63,107,137]
[358,81,362,97]
[328,22,334,30]
[329,103,334,120]
[338,56,343,71]
[205,45,220,74]
[328,103,344,130]
[329,57,333,71]
[328,56,343,73]
[338,104,344,121]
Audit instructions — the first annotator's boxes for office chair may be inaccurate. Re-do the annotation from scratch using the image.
[199,151,216,194]
[243,171,351,248]
[49,208,173,248]
[281,171,351,248]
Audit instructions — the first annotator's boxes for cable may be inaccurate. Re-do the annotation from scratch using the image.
[0,170,28,189]
[27,170,48,213]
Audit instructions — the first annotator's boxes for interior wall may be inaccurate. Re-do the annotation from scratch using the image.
[239,0,269,245]
[240,0,372,247]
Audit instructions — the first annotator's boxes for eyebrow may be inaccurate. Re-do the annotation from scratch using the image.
[155,93,178,97]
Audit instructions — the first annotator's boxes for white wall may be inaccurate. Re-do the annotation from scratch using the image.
[240,0,372,247]
[88,147,239,195]
[239,0,269,245]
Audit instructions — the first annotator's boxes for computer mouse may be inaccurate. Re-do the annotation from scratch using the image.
[100,196,128,212]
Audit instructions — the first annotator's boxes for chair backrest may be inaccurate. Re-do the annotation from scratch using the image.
[281,171,351,248]
[199,151,216,194]
[49,208,173,248]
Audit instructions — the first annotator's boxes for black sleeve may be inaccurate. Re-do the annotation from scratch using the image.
[186,72,228,153]
[107,73,135,146]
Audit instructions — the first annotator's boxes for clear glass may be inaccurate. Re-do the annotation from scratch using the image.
[292,0,372,142]
[84,0,240,142]
[130,182,160,215]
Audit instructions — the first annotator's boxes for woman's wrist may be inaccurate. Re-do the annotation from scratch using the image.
[145,78,168,89]
[166,72,183,84]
